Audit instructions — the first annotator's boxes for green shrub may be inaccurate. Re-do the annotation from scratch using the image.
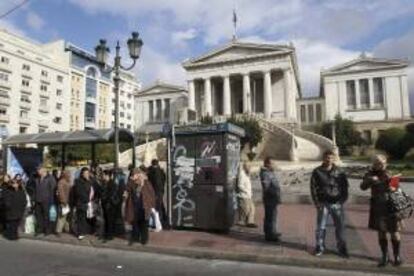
[227,116,263,149]
[375,128,410,160]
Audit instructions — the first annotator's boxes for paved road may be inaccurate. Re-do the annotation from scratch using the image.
[0,238,393,276]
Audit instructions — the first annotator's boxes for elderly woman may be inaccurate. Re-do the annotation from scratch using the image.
[124,167,156,245]
[360,155,403,267]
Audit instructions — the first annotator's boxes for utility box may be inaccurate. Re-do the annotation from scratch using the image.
[171,123,245,231]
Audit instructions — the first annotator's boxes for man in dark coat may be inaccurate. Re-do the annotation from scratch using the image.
[34,167,56,236]
[147,159,167,226]
[3,179,27,240]
[260,157,281,242]
[311,150,349,258]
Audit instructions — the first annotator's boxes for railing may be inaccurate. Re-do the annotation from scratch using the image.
[294,128,335,150]
[0,97,11,106]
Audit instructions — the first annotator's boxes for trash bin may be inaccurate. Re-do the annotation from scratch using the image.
[171,123,244,231]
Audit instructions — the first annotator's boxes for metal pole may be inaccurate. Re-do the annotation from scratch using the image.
[113,41,121,170]
[167,125,175,227]
[61,144,66,171]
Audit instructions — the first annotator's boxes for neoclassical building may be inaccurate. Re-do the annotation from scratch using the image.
[183,41,300,121]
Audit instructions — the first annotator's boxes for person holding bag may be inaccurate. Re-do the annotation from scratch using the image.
[361,155,404,267]
[72,167,94,240]
[56,171,72,235]
[3,178,27,240]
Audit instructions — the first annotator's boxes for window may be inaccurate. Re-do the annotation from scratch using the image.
[120,123,125,128]
[0,108,7,115]
[57,75,63,83]
[56,103,62,110]
[120,112,125,118]
[0,90,8,98]
[300,105,306,123]
[20,95,30,103]
[156,99,162,121]
[40,84,48,91]
[39,127,47,133]
[307,104,314,123]
[127,124,131,130]
[164,99,170,120]
[20,110,28,118]
[86,78,97,98]
[22,79,30,87]
[22,64,30,71]
[346,80,356,109]
[127,103,131,109]
[56,89,62,96]
[149,101,154,122]
[1,56,9,64]
[362,130,372,145]
[85,102,96,118]
[373,77,384,107]
[316,104,322,122]
[359,79,369,108]
[41,70,48,77]
[127,114,131,120]
[86,67,96,78]
[0,72,9,81]
[127,93,132,99]
[19,127,27,134]
[54,117,62,124]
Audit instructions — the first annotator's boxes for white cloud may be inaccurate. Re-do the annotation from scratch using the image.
[135,46,186,87]
[0,19,25,36]
[26,11,45,31]
[171,28,197,47]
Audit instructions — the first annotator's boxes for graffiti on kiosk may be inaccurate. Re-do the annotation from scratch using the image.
[197,140,221,173]
[173,145,196,226]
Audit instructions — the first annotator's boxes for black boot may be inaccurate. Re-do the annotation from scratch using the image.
[378,239,389,267]
[391,239,403,266]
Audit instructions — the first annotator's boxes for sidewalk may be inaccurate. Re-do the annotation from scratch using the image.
[20,203,414,274]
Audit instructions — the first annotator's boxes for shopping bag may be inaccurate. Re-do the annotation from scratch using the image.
[24,214,36,234]
[49,205,57,222]
[150,208,162,232]
[86,202,95,219]
[61,204,70,216]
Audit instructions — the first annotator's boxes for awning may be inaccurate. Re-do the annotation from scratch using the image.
[2,128,134,146]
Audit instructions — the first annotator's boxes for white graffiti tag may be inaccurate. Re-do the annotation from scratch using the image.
[173,145,196,226]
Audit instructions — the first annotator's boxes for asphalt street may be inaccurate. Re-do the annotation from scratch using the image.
[0,238,394,276]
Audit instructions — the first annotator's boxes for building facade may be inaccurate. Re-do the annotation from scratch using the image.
[183,41,300,122]
[65,44,139,132]
[0,29,71,137]
[134,81,188,133]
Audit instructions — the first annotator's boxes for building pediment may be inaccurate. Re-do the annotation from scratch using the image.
[323,56,409,75]
[183,41,293,68]
[137,81,186,97]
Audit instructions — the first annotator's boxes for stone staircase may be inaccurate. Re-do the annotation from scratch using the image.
[119,138,167,168]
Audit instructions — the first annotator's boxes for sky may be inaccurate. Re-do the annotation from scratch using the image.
[1,0,414,111]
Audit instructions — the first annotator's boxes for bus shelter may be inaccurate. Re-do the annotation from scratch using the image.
[2,128,136,171]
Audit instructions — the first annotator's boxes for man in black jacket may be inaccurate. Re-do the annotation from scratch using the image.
[147,159,166,227]
[34,167,56,236]
[311,150,349,257]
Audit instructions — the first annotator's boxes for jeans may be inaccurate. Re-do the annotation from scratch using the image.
[263,199,278,239]
[315,203,346,251]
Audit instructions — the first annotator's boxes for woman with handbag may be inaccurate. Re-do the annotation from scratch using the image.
[360,155,403,267]
[56,171,72,235]
[3,178,27,240]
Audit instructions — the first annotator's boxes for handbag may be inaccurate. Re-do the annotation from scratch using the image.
[387,188,414,220]
[24,214,36,234]
[49,205,57,222]
[149,208,162,232]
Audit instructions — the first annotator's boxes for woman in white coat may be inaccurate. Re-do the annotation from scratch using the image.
[237,162,257,228]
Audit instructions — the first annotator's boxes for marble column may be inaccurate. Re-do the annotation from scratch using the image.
[283,69,292,119]
[264,70,272,118]
[355,79,361,109]
[223,75,231,116]
[188,80,195,111]
[243,73,251,113]
[161,98,166,121]
[368,78,374,108]
[204,78,212,116]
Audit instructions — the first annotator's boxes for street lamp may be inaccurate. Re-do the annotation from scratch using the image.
[95,32,143,170]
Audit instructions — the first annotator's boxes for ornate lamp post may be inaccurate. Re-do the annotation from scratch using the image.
[95,32,143,170]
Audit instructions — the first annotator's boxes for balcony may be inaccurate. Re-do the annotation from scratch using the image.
[0,114,9,122]
[39,105,49,113]
[20,101,31,110]
[21,71,33,79]
[40,90,49,98]
[0,97,10,106]
[40,74,51,83]
[0,79,11,89]
[19,117,31,125]
[0,62,11,72]
[21,86,33,95]
[85,117,96,129]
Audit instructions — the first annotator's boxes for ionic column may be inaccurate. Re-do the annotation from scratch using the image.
[283,69,292,119]
[368,78,374,108]
[161,98,166,121]
[204,78,212,116]
[243,73,251,113]
[188,80,195,110]
[264,70,272,118]
[355,79,361,109]
[223,75,231,116]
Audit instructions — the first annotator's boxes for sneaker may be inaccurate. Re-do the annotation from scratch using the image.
[315,246,324,256]
[78,235,85,240]
[338,248,350,258]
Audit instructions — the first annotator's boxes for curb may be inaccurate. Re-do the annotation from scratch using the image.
[254,194,370,205]
[18,235,414,275]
